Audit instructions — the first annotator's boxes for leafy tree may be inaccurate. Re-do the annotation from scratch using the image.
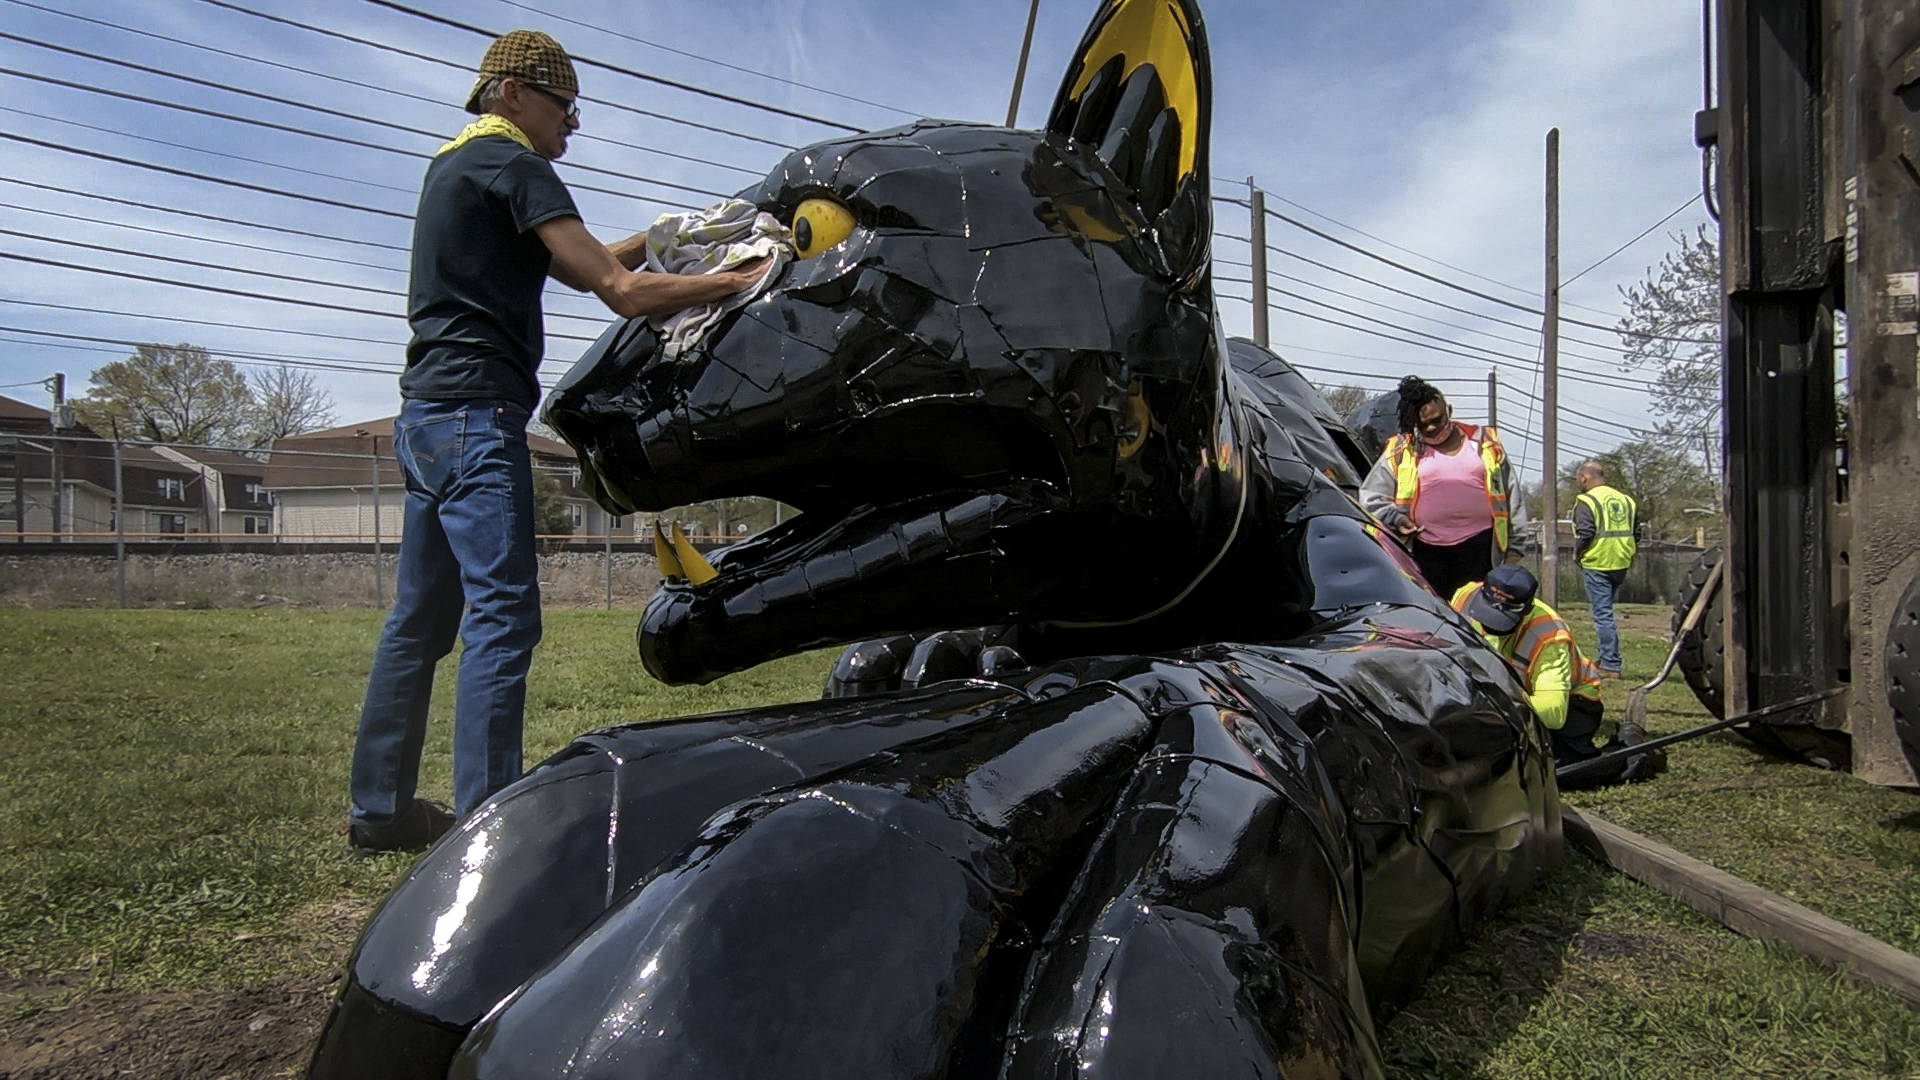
[1614,226,1720,462]
[1558,439,1719,543]
[532,467,574,537]
[248,363,336,444]
[70,345,336,449]
[1315,382,1373,421]
[72,343,254,445]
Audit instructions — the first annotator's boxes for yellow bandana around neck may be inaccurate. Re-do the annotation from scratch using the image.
[437,114,536,156]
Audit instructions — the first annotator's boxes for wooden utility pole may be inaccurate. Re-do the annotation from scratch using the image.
[1540,129,1561,606]
[1487,369,1499,430]
[1005,0,1042,127]
[1248,179,1269,347]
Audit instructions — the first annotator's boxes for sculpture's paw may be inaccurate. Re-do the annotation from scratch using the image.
[825,628,1030,698]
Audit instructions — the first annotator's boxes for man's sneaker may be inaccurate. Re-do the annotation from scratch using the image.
[343,799,455,859]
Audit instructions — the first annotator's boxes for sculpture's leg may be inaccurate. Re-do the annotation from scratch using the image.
[308,683,1024,1080]
[1001,693,1383,1080]
[451,683,1156,1080]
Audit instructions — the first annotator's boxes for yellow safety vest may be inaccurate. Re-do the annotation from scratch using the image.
[1386,424,1511,554]
[1450,584,1603,703]
[1576,484,1638,571]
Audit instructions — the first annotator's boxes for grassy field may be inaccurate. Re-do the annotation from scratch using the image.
[1,606,1917,1078]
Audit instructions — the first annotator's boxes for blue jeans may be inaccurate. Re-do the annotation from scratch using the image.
[350,398,542,825]
[1582,567,1627,672]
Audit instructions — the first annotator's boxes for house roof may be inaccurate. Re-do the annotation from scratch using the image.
[0,393,50,425]
[264,416,579,490]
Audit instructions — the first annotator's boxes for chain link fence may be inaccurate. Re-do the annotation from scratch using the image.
[0,429,787,609]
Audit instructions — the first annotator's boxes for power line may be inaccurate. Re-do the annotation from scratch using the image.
[360,0,867,133]
[0,226,400,299]
[0,177,407,253]
[495,0,920,120]
[0,95,420,197]
[1563,193,1703,287]
[1219,226,1644,358]
[187,0,799,152]
[0,49,731,205]
[0,201,404,276]
[0,0,765,178]
[1261,205,1714,345]
[1,131,412,220]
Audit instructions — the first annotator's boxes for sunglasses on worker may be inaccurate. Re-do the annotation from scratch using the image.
[518,81,580,121]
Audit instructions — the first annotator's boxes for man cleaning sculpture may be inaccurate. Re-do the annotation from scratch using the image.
[344,29,770,857]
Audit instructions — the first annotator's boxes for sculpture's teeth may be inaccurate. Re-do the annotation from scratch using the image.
[654,521,684,582]
[670,523,721,586]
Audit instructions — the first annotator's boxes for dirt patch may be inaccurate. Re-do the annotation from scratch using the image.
[0,975,333,1080]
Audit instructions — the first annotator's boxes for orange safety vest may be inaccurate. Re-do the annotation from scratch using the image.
[1450,584,1602,702]
[1386,423,1511,554]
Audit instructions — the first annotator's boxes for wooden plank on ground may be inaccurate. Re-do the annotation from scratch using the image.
[1562,807,1920,1010]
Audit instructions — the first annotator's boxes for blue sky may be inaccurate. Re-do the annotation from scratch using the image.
[0,0,1710,481]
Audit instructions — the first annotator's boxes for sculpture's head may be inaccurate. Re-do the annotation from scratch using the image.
[547,0,1236,683]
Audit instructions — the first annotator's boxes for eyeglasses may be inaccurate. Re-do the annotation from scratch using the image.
[520,81,580,121]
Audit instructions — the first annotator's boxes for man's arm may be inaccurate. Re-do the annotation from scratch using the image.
[535,216,767,319]
[1526,640,1574,730]
[1571,497,1596,562]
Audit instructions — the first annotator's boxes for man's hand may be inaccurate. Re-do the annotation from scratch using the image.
[1393,519,1422,538]
[536,217,779,319]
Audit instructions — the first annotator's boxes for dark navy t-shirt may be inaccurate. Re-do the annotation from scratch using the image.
[401,135,580,410]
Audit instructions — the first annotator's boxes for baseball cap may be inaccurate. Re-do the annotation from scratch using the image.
[466,30,578,114]
[1463,564,1538,635]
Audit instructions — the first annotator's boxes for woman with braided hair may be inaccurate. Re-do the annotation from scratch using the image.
[1359,375,1529,598]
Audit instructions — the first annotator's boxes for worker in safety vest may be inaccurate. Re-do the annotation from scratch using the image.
[1359,376,1530,600]
[1453,565,1660,789]
[1572,460,1639,678]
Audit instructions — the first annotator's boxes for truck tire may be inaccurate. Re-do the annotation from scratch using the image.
[1884,575,1920,783]
[1672,546,1851,769]
[1672,547,1726,719]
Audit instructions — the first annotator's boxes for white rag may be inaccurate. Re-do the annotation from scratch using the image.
[644,198,792,361]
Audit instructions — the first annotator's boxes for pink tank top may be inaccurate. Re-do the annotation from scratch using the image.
[1413,438,1490,547]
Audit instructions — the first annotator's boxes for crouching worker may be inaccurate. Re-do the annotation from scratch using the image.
[1452,565,1662,790]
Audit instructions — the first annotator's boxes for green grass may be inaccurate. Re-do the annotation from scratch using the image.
[0,610,828,994]
[1,606,1917,1078]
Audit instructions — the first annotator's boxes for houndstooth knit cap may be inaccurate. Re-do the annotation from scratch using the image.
[464,29,578,114]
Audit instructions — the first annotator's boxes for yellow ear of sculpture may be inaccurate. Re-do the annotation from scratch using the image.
[669,522,720,586]
[1066,0,1201,181]
[653,520,683,582]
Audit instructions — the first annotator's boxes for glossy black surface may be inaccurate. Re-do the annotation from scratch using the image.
[310,2,1559,1076]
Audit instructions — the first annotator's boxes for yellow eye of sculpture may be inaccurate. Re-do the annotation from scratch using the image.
[791,197,856,260]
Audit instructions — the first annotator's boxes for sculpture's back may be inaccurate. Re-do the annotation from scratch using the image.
[307,3,1558,1077]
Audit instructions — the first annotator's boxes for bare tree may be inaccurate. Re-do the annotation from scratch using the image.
[71,343,254,445]
[247,364,337,446]
[1615,226,1720,462]
[1316,383,1373,420]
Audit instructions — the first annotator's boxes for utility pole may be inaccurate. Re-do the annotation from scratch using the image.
[1248,179,1269,348]
[1005,0,1042,127]
[48,372,64,542]
[1540,130,1560,606]
[1487,369,1499,430]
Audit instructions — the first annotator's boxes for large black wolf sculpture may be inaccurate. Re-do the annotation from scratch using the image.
[307,3,1558,1077]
